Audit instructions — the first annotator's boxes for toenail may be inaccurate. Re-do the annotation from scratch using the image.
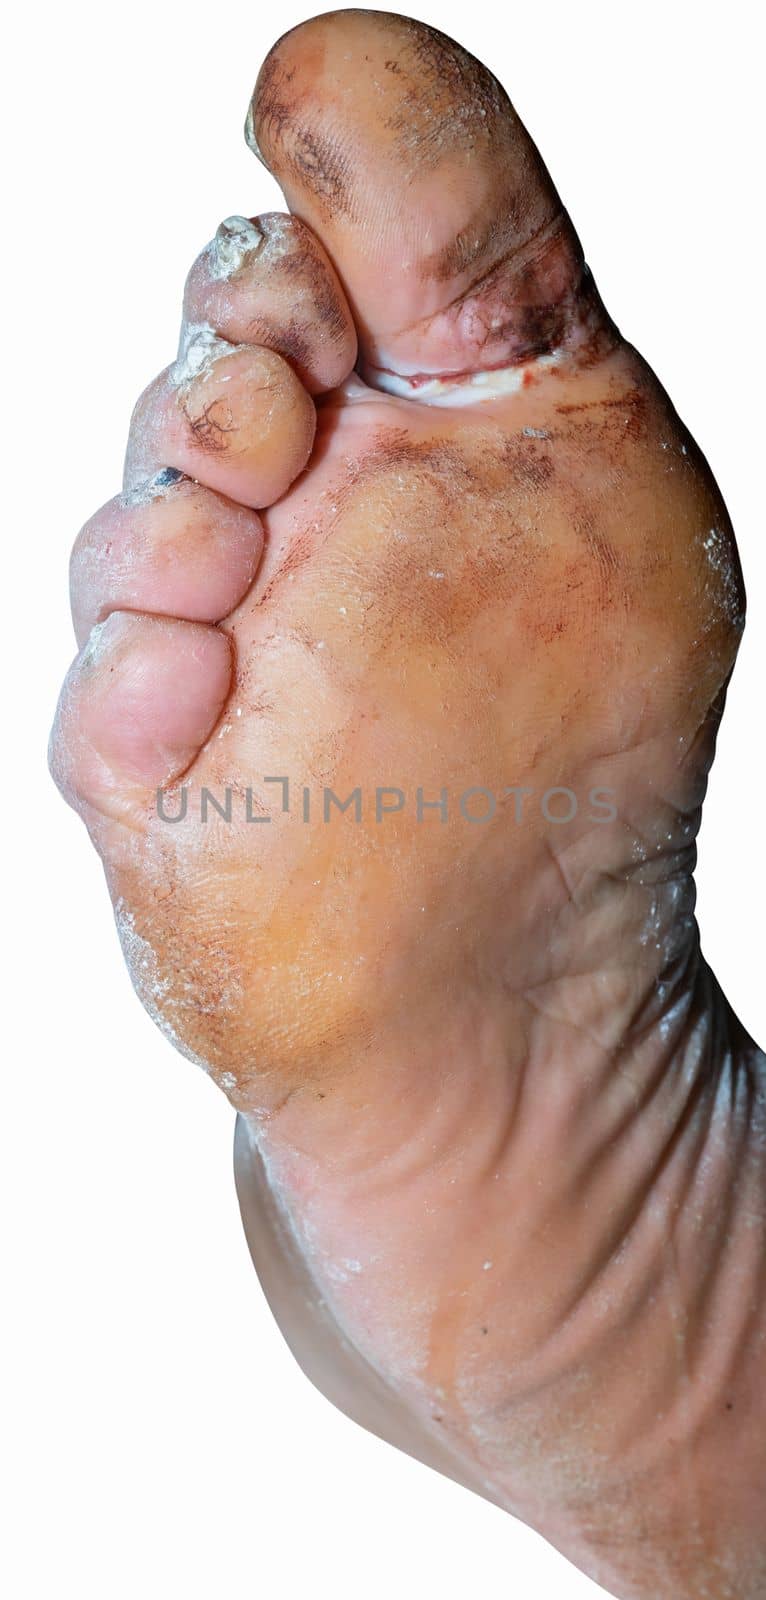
[243,101,266,168]
[208,215,264,281]
[79,610,131,671]
[170,322,239,389]
[121,466,186,508]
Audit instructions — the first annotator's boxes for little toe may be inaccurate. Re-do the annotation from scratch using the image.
[49,612,232,823]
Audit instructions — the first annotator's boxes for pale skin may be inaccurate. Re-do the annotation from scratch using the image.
[49,12,765,1599]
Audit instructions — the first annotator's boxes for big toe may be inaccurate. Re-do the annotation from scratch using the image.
[246,9,613,387]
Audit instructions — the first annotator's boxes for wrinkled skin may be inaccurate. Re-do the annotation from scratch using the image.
[50,13,765,1599]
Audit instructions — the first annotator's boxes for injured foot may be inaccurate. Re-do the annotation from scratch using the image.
[50,12,765,1599]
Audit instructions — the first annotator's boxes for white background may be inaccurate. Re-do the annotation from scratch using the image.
[2,2,763,1596]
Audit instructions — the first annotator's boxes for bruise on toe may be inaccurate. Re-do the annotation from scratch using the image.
[382,17,508,168]
[423,212,518,288]
[424,222,610,371]
[246,315,313,376]
[180,394,239,456]
[246,13,611,375]
[287,125,353,213]
[270,223,353,348]
[251,43,357,220]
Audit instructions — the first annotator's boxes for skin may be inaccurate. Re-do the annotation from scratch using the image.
[49,13,765,1599]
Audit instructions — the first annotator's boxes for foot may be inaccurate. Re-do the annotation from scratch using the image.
[50,13,765,1599]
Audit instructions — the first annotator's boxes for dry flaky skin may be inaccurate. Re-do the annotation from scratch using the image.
[50,12,765,1599]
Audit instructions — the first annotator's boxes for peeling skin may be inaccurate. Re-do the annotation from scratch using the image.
[78,615,115,671]
[363,349,565,406]
[115,900,212,1071]
[170,321,239,389]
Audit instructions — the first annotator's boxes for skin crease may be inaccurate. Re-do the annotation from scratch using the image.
[48,13,766,1600]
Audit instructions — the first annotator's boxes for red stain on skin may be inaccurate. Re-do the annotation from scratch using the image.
[367,351,545,387]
